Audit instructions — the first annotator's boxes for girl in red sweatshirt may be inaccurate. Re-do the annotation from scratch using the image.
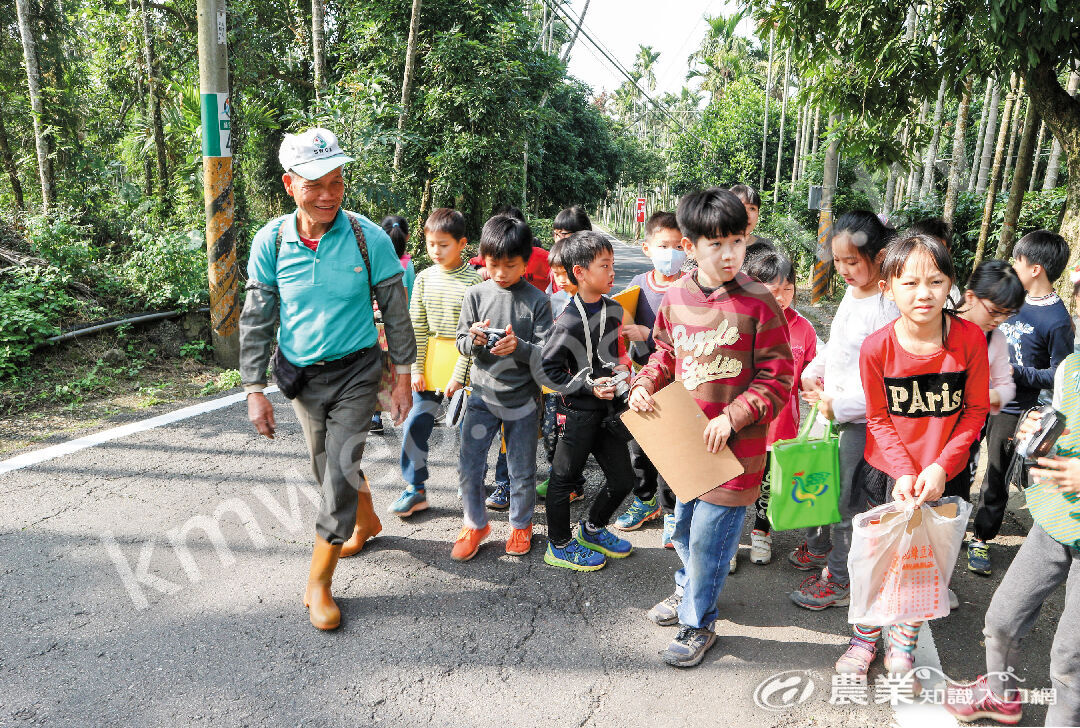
[837,234,990,681]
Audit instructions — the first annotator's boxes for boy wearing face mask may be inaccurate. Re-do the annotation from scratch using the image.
[613,212,686,543]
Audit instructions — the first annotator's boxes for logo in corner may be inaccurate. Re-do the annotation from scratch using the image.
[754,670,816,711]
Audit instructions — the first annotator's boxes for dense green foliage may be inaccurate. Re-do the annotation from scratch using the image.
[0,0,647,375]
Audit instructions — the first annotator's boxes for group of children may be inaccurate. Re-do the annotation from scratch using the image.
[356,184,1077,720]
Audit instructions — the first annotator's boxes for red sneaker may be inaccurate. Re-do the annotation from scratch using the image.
[944,675,1022,724]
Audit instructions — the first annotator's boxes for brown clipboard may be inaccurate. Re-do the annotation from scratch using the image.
[620,381,744,502]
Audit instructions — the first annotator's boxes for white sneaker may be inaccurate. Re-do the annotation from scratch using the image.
[750,529,772,564]
[728,550,738,574]
[948,588,959,610]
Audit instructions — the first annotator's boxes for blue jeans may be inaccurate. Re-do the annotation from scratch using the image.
[672,498,746,629]
[399,391,443,487]
[494,449,510,488]
[459,393,539,530]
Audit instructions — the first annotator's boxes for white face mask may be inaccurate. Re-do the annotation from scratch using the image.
[650,247,687,276]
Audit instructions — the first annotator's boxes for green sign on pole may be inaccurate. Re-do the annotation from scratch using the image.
[200,92,232,157]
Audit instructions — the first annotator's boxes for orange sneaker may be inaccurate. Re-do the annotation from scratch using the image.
[506,524,533,555]
[451,524,491,562]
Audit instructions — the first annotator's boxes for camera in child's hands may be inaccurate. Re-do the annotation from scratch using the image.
[1015,405,1067,465]
[480,327,507,351]
[610,370,630,399]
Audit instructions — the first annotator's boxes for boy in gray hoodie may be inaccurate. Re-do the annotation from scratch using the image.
[452,214,553,562]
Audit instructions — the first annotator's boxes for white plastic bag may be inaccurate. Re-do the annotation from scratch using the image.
[847,497,972,626]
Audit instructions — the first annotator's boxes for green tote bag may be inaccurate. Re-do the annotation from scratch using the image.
[767,402,842,531]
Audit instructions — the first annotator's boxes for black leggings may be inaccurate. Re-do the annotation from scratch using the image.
[547,406,635,546]
[753,459,772,533]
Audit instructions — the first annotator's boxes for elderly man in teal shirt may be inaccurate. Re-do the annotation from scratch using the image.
[239,128,415,631]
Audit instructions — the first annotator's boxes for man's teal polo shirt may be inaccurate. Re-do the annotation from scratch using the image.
[247,209,402,367]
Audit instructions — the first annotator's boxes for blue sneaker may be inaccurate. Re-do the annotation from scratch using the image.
[968,539,992,576]
[662,513,676,549]
[576,522,633,558]
[389,486,428,517]
[486,482,510,510]
[544,540,606,571]
[614,496,662,531]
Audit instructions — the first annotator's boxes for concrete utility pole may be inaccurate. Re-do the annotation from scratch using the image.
[197,0,240,367]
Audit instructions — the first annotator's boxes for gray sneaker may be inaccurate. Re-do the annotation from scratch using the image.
[662,625,717,667]
[648,593,681,626]
[790,572,850,611]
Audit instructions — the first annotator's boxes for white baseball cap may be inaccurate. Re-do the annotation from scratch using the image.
[278,128,354,180]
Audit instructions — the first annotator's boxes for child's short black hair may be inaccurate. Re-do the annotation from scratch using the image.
[881,233,956,286]
[553,205,592,233]
[1014,229,1070,283]
[729,183,762,207]
[549,238,567,269]
[493,204,526,222]
[645,211,679,238]
[425,207,466,240]
[744,251,795,286]
[966,260,1025,313]
[479,214,534,263]
[907,218,952,249]
[827,210,892,264]
[560,230,613,285]
[744,239,777,263]
[677,188,749,244]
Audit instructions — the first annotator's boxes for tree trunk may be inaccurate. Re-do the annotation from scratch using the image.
[772,45,791,204]
[811,106,820,155]
[560,0,590,63]
[312,0,326,96]
[976,80,1002,195]
[14,0,54,213]
[759,28,774,191]
[811,113,841,305]
[974,77,1019,267]
[885,122,908,214]
[943,79,972,226]
[1024,61,1080,302]
[392,0,423,174]
[0,111,24,211]
[968,78,992,190]
[905,99,928,205]
[798,103,812,179]
[140,0,168,200]
[919,76,948,201]
[1029,121,1046,192]
[789,102,804,193]
[997,103,1041,258]
[1042,70,1080,191]
[1001,84,1025,194]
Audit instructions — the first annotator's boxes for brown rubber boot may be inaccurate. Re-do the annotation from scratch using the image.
[303,535,342,630]
[340,490,382,558]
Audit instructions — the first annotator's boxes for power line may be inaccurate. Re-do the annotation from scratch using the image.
[539,0,711,150]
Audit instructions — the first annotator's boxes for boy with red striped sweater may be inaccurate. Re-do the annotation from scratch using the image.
[629,188,794,667]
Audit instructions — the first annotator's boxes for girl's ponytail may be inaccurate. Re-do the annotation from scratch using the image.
[381,215,409,258]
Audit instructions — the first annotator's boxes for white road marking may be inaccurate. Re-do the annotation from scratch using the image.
[0,386,278,476]
[893,622,959,727]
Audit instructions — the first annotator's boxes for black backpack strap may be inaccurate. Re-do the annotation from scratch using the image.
[345,212,376,302]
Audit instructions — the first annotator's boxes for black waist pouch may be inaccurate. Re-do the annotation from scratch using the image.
[273,347,309,399]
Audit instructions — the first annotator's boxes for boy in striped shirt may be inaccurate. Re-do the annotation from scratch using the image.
[391,208,482,517]
[628,188,793,667]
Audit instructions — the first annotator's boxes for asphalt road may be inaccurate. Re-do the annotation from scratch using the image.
[0,236,1062,727]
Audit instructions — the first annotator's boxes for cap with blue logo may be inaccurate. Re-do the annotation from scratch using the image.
[278,128,354,180]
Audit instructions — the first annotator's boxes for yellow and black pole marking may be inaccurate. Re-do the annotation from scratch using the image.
[811,206,833,305]
[205,156,239,344]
